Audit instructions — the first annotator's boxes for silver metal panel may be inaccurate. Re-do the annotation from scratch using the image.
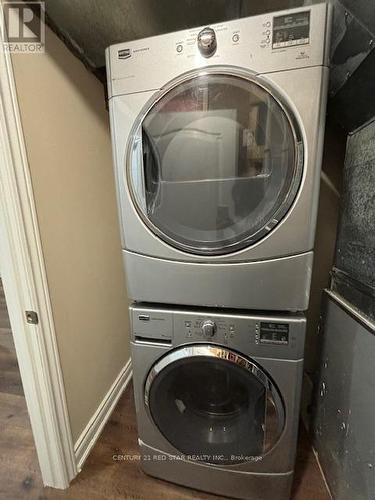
[108,65,328,264]
[106,3,329,97]
[140,440,293,500]
[132,309,173,340]
[108,90,155,249]
[124,250,313,311]
[314,292,375,500]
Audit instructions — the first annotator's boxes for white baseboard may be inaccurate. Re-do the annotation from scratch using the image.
[74,359,132,471]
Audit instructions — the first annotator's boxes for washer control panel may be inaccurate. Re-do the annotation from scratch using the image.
[184,316,235,341]
[131,306,306,360]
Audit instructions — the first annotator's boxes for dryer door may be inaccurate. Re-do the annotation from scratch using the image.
[144,344,285,464]
[128,67,303,256]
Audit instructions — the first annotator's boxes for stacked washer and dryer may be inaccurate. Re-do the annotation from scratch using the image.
[106,4,331,499]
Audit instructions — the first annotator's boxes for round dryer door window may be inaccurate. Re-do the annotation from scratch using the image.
[144,345,285,464]
[128,68,303,255]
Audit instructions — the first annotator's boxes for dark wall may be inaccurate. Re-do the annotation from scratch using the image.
[331,120,375,321]
[329,0,375,132]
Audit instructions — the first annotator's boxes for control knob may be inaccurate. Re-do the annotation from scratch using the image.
[201,319,216,337]
[197,27,217,57]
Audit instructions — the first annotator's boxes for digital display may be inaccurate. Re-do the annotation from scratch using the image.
[260,322,289,345]
[272,11,310,49]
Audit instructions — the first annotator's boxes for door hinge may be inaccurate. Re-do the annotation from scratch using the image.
[25,310,39,325]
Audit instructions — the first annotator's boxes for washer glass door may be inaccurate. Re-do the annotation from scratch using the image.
[128,69,303,255]
[145,345,285,464]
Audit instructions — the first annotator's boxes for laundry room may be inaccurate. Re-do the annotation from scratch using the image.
[0,1,373,500]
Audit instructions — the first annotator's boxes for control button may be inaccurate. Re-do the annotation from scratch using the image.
[201,320,217,337]
[232,33,240,43]
[197,27,217,57]
[184,320,191,327]
[176,44,183,53]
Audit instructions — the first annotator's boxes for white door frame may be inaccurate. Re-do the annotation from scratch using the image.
[0,5,77,489]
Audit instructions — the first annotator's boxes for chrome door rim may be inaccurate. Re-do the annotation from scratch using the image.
[144,344,283,412]
[126,65,304,256]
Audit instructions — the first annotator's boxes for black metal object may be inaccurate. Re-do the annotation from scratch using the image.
[339,0,375,37]
[331,268,375,322]
[329,49,375,132]
[332,119,375,320]
[329,0,375,132]
[329,0,374,97]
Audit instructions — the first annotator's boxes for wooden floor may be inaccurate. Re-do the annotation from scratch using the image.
[0,280,330,499]
[45,387,329,500]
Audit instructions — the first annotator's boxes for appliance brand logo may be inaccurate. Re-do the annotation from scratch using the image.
[118,48,131,60]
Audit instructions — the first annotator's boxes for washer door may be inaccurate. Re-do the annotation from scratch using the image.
[128,67,303,256]
[145,345,285,464]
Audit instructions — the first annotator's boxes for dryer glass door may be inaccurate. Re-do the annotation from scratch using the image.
[128,69,303,255]
[145,345,285,464]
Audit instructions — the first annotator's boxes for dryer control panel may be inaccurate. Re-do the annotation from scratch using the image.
[131,305,306,360]
[107,2,330,98]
